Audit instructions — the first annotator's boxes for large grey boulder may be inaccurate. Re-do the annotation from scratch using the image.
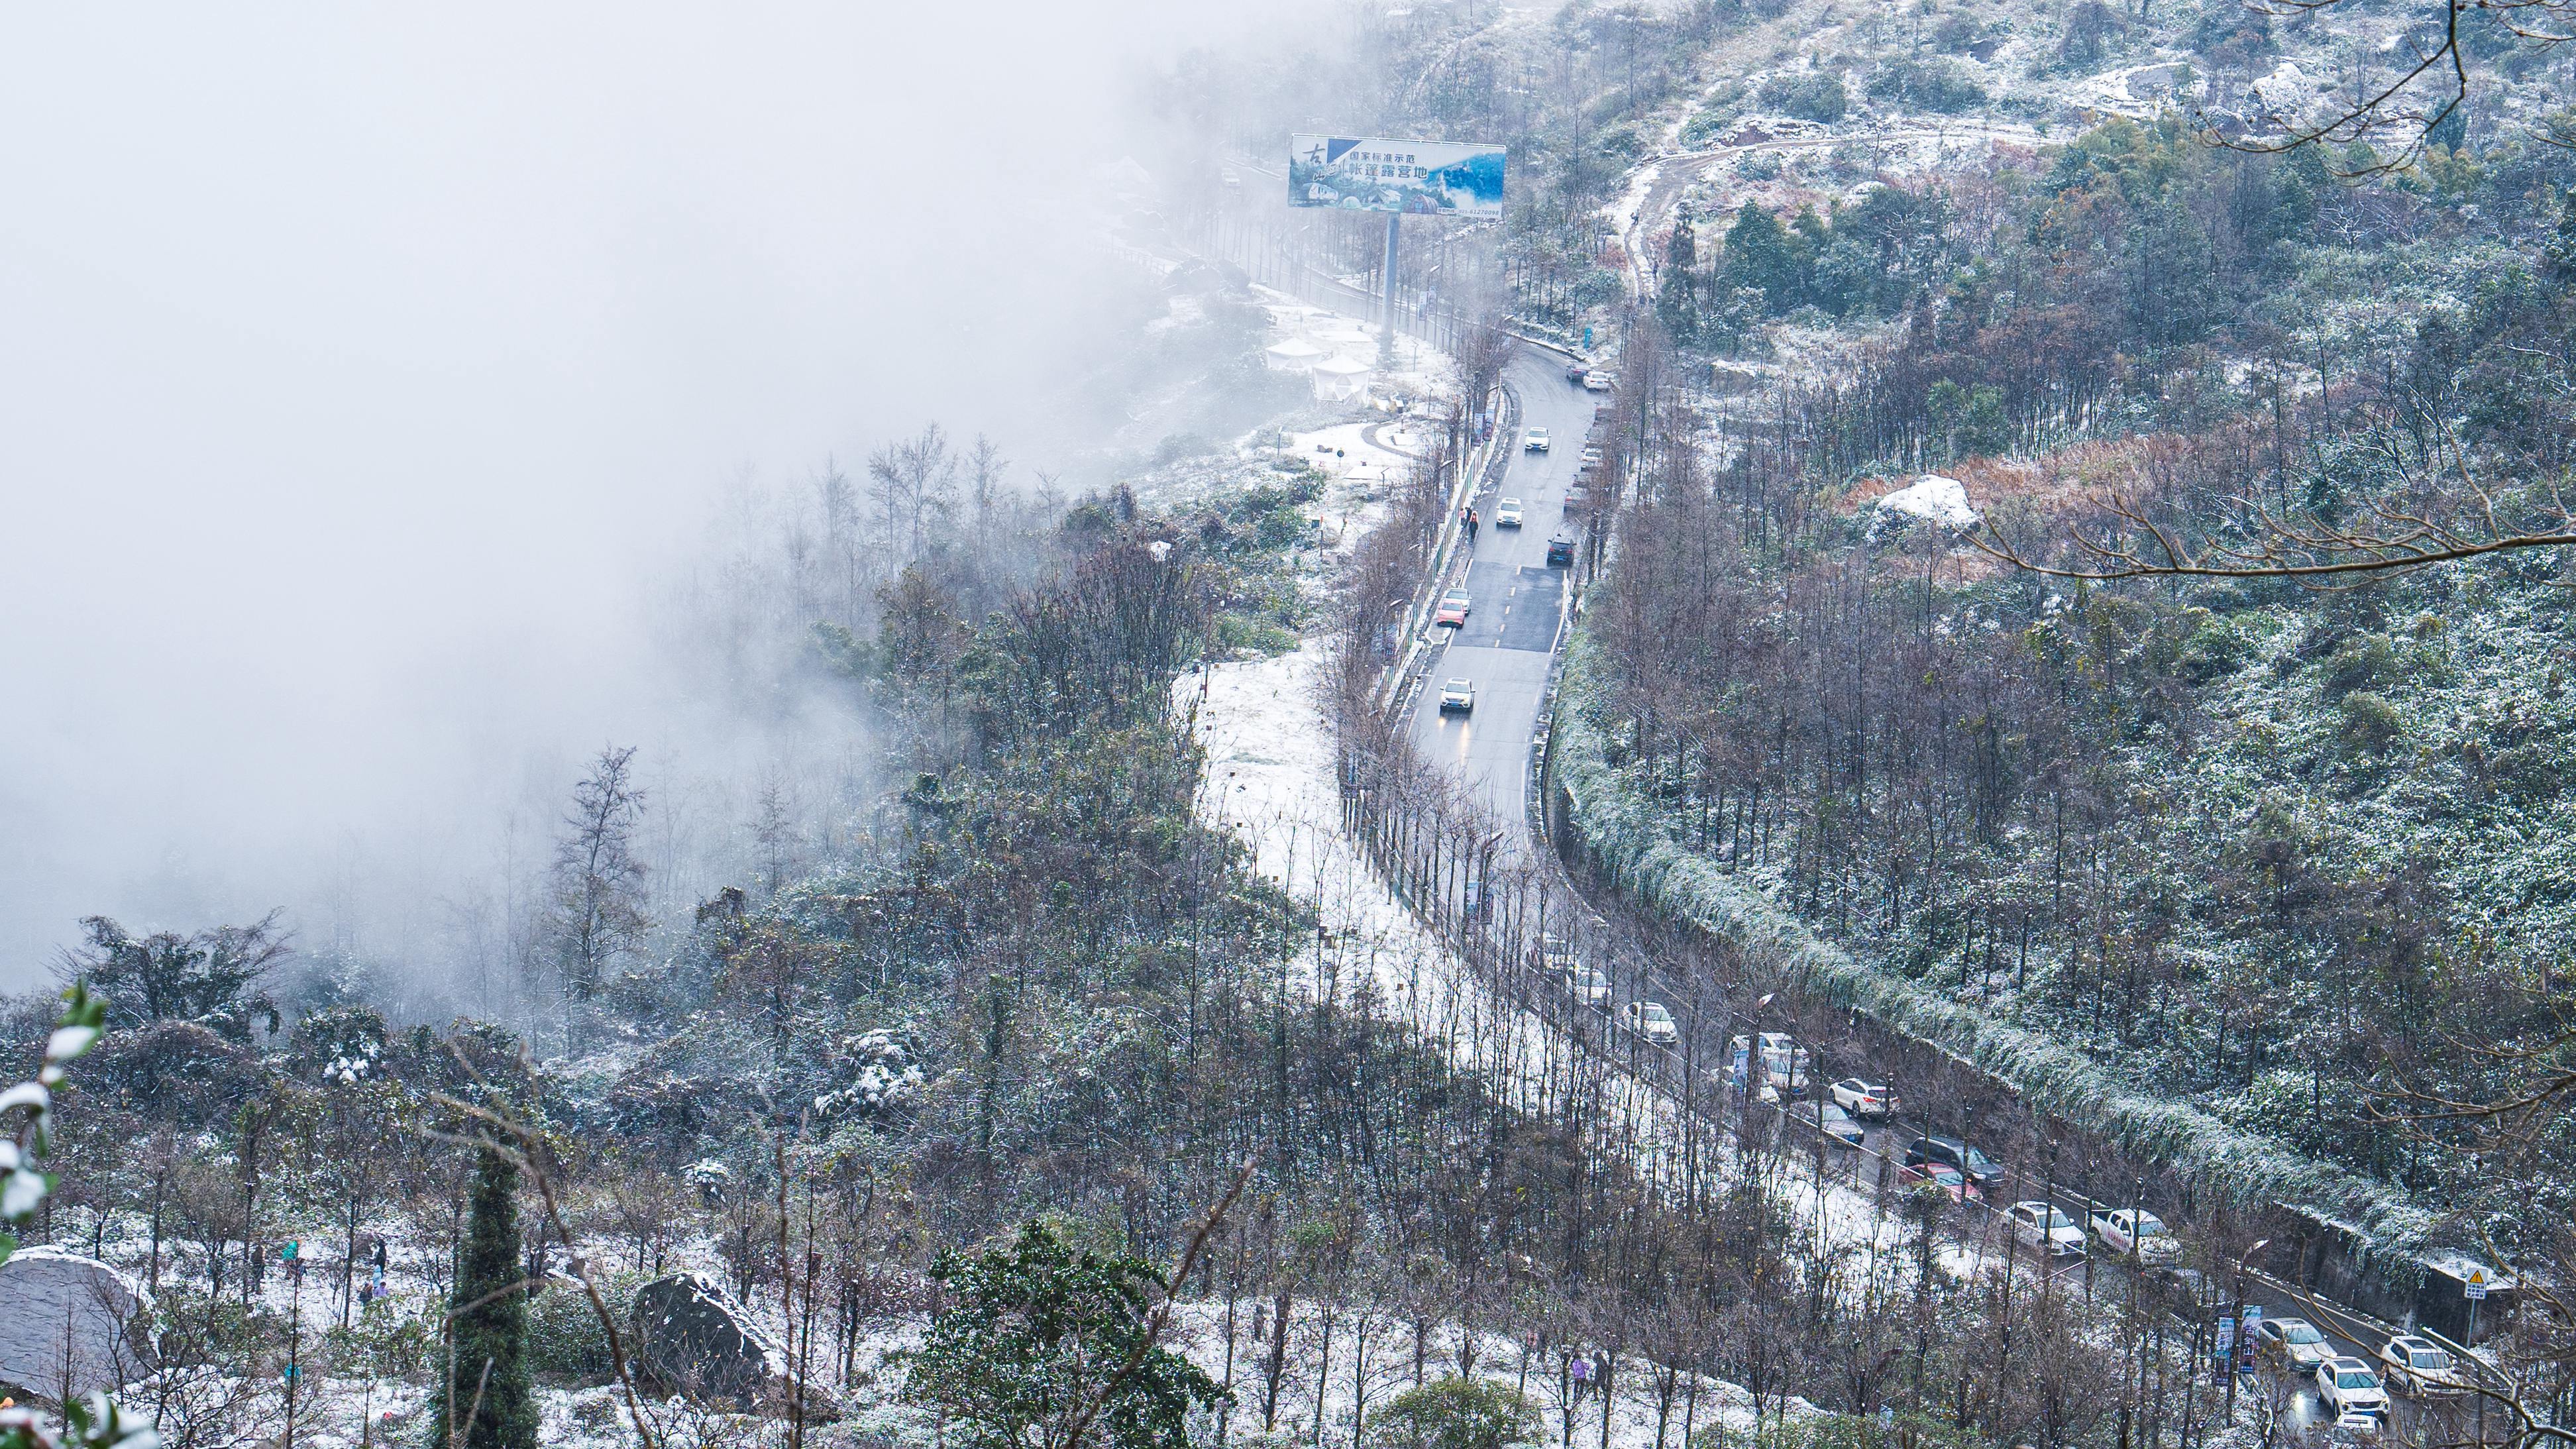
[0,1248,157,1400]
[629,1273,839,1422]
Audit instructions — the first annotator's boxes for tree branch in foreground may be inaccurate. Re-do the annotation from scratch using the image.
[2216,0,2576,175]
[1968,445,2576,586]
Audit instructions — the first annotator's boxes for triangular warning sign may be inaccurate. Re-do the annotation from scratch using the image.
[2466,1267,2488,1285]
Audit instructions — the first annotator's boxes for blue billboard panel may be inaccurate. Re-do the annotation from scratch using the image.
[1289,134,1505,216]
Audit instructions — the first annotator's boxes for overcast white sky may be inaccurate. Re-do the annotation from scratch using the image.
[0,4,1295,983]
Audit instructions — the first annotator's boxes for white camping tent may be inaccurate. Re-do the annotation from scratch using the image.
[1310,353,1373,402]
[1265,337,1326,371]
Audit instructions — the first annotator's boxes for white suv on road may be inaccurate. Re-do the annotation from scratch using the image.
[1620,1000,1678,1046]
[2316,1358,2390,1417]
[2377,1336,2465,1398]
[1562,966,1612,1012]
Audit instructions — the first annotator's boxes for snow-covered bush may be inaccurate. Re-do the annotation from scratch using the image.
[288,1004,389,1087]
[526,1277,626,1383]
[1373,1376,1538,1449]
[814,1028,926,1121]
[1756,72,1849,125]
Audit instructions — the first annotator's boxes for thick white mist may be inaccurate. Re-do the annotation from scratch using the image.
[0,3,1297,983]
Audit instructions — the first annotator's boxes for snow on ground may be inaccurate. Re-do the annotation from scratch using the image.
[1183,644,2010,1286]
[1156,1303,1780,1449]
[233,1289,1787,1449]
[1252,284,1455,408]
[1607,160,1662,239]
[1284,421,1409,496]
[832,1300,1783,1449]
[1187,644,1682,1158]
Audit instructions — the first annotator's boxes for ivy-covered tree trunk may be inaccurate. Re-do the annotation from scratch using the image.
[434,1146,537,1449]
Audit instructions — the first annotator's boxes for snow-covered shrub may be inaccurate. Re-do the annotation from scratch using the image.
[1864,58,1987,113]
[331,1295,441,1378]
[2337,692,2406,755]
[526,1278,623,1383]
[289,1005,390,1088]
[1373,1376,1538,1449]
[2320,633,2402,700]
[2178,614,2254,682]
[1756,72,1848,124]
[814,1028,925,1121]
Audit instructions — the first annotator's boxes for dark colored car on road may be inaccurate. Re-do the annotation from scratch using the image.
[1903,1136,2005,1192]
[1546,533,1575,566]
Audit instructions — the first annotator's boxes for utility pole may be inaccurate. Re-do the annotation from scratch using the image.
[1381,211,1403,349]
[2465,1267,2489,1446]
[283,1240,303,1449]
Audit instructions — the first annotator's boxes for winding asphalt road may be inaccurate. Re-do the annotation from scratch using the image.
[1404,354,1599,849]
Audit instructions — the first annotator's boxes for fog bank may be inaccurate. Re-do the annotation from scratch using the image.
[0,3,1293,986]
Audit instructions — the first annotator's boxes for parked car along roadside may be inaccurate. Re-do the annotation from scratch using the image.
[2254,1316,2334,1373]
[1903,1136,2003,1192]
[2009,1201,2086,1258]
[1897,1159,1980,1202]
[1562,967,1612,1012]
[1620,1000,1678,1047]
[1733,1032,1809,1095]
[1829,1077,1896,1118]
[1786,1100,1866,1147]
[2377,1336,2465,1398]
[2316,1358,2389,1417]
[2088,1208,2182,1265]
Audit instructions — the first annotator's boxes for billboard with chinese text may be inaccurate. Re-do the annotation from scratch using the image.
[1288,135,1505,216]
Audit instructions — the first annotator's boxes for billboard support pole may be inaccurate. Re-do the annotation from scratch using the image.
[1381,211,1401,347]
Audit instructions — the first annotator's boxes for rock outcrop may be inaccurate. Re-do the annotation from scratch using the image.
[629,1273,840,1422]
[0,1248,157,1400]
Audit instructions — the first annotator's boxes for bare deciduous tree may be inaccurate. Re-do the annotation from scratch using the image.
[869,423,959,563]
[546,746,649,1038]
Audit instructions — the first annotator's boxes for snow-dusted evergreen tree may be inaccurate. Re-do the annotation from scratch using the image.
[433,1144,537,1449]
